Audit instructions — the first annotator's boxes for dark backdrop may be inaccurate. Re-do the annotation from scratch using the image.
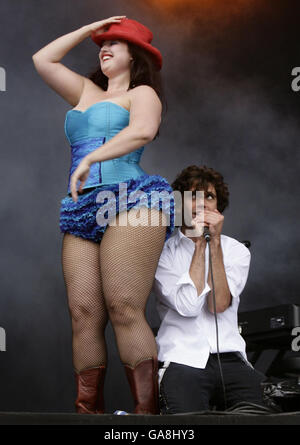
[0,0,299,413]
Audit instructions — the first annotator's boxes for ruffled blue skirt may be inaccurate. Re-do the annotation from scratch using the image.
[59,174,175,243]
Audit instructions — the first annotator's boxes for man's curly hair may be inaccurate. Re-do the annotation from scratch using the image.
[171,165,229,213]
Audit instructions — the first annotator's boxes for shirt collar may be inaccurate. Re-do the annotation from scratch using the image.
[174,227,195,248]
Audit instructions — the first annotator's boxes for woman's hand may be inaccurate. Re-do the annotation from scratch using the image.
[85,16,126,38]
[70,159,91,202]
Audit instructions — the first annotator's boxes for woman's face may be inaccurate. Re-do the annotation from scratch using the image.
[99,40,132,76]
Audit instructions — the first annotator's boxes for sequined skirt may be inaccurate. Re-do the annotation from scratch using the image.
[59,174,175,243]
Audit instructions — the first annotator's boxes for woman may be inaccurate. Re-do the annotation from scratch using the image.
[32,16,175,414]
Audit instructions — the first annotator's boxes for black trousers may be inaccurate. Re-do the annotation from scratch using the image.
[159,352,266,414]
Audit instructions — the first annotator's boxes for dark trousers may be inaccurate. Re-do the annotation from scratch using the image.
[159,353,266,414]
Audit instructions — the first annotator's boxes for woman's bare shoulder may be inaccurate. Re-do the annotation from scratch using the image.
[128,85,161,107]
[129,84,158,97]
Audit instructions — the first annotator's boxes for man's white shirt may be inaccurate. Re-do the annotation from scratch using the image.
[153,227,251,369]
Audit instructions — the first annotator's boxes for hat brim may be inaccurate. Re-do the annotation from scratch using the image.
[91,30,162,70]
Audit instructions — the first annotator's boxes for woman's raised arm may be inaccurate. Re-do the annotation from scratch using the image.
[32,16,126,106]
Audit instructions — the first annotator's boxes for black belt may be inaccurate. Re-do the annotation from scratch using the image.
[210,352,239,359]
[158,352,240,369]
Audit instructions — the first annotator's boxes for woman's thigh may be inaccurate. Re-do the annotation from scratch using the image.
[99,207,167,308]
[62,233,106,319]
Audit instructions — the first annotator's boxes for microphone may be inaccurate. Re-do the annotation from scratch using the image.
[203,226,211,242]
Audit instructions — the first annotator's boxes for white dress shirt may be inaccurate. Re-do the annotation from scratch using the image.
[153,227,251,369]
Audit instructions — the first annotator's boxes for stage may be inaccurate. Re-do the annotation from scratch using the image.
[0,411,300,426]
[1,0,300,431]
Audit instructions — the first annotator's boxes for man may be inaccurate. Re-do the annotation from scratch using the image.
[153,165,266,413]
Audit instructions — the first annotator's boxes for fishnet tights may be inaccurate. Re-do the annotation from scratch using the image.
[62,207,167,372]
[62,234,108,373]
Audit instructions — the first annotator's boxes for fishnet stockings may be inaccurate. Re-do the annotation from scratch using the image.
[100,207,167,367]
[62,207,167,371]
[62,234,108,373]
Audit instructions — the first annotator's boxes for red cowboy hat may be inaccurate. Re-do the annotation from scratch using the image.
[91,18,162,70]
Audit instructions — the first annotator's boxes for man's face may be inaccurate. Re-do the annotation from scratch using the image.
[183,183,218,227]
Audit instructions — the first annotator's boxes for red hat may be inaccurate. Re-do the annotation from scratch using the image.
[91,18,162,70]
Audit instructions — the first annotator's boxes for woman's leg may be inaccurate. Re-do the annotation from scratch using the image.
[62,233,109,413]
[99,207,167,413]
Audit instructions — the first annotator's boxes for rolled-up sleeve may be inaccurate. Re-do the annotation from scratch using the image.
[224,243,251,299]
[153,249,210,317]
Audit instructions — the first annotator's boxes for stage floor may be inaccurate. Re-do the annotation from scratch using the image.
[0,411,300,425]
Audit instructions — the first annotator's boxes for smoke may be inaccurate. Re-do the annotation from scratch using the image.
[133,0,300,309]
[141,0,262,20]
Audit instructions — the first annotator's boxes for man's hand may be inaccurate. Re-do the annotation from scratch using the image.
[204,209,224,241]
[190,209,224,246]
[190,216,206,248]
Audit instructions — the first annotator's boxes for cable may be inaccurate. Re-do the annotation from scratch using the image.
[173,402,277,416]
[207,236,227,410]
[224,401,273,415]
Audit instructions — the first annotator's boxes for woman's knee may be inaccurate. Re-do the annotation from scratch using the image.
[68,299,96,324]
[106,297,140,327]
[68,288,107,324]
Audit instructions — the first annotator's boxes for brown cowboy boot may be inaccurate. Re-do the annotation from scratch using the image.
[75,366,106,414]
[124,358,159,414]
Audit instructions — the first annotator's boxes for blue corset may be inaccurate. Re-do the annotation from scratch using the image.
[64,101,147,194]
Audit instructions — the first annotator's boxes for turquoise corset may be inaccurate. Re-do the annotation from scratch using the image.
[64,101,147,193]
